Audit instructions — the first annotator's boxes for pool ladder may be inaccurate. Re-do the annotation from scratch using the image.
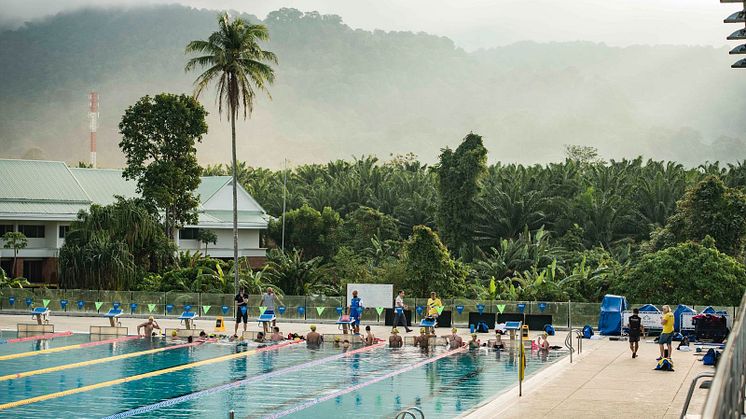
[394,406,425,419]
[564,328,583,363]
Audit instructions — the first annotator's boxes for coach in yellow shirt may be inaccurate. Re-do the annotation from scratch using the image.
[427,292,442,317]
[658,305,675,359]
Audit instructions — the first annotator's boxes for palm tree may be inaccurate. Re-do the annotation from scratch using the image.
[186,13,277,292]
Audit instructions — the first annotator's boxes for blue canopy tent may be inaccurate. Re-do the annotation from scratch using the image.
[598,294,628,335]
[701,306,728,315]
[673,304,696,332]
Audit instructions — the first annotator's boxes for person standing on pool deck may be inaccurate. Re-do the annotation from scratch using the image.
[234,287,249,337]
[393,290,412,333]
[628,308,643,358]
[260,287,279,334]
[349,290,363,334]
[427,292,442,319]
[659,305,674,360]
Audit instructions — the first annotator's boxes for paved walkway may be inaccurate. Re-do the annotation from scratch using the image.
[468,336,713,419]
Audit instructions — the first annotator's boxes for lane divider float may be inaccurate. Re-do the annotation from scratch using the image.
[0,331,73,345]
[0,339,204,382]
[102,341,388,419]
[0,335,140,361]
[0,340,301,411]
[264,346,469,419]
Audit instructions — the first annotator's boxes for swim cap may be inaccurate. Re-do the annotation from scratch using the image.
[334,336,341,342]
[420,327,426,334]
[148,316,154,321]
[452,328,458,333]
[171,331,177,337]
[310,325,317,331]
[471,333,477,337]
[392,328,399,334]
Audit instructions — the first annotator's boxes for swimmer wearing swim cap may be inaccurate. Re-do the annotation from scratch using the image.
[307,324,322,347]
[138,316,161,337]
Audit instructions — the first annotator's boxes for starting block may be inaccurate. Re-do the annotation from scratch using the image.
[420,317,437,334]
[505,321,522,340]
[17,323,54,334]
[336,315,355,334]
[257,310,276,333]
[31,307,50,325]
[103,308,123,327]
[178,311,198,330]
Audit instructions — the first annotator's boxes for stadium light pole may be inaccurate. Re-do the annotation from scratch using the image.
[723,0,746,68]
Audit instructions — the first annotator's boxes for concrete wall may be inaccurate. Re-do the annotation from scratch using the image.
[177,228,264,258]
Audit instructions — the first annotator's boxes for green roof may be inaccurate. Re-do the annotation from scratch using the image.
[195,176,230,202]
[69,168,138,205]
[0,159,90,203]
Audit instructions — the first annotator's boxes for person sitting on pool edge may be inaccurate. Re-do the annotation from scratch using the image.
[306,324,323,347]
[389,328,403,348]
[137,316,161,337]
[269,326,283,342]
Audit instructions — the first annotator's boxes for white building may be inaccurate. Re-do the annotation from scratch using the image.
[0,159,269,285]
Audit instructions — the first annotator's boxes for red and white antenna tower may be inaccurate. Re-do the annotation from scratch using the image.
[88,91,99,167]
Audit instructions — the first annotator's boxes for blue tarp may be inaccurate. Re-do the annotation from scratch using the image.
[673,304,696,332]
[637,304,660,313]
[701,306,728,315]
[599,294,628,335]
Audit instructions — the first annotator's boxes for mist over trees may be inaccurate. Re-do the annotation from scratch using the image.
[0,5,745,168]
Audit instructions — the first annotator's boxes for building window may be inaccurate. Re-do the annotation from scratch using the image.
[0,225,13,236]
[179,228,200,240]
[23,260,43,281]
[58,225,69,238]
[18,225,45,238]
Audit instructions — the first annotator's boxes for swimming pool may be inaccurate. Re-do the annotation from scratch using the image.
[0,332,566,418]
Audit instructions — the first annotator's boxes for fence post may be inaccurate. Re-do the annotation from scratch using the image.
[568,299,571,329]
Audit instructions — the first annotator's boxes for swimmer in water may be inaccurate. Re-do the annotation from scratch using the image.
[137,316,161,337]
[389,328,403,348]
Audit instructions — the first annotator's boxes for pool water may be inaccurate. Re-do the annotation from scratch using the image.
[0,333,565,418]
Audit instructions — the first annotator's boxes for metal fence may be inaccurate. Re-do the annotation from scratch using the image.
[0,288,738,328]
[700,291,746,419]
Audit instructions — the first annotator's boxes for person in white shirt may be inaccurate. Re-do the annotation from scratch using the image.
[392,290,412,333]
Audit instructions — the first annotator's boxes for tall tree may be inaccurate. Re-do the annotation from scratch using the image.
[186,12,277,292]
[2,232,27,278]
[435,133,488,259]
[401,225,466,298]
[119,93,208,239]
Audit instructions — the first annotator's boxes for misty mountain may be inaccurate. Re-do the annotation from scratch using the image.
[0,5,744,168]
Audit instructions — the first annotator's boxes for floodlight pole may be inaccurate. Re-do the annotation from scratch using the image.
[281,158,287,251]
[723,0,746,67]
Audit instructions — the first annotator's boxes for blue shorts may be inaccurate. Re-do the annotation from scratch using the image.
[659,333,673,344]
[350,315,361,325]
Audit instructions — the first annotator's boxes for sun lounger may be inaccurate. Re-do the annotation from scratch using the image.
[104,308,123,327]
[31,307,50,325]
[179,311,198,330]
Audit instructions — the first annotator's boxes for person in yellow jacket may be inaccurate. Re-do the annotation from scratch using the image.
[427,292,442,318]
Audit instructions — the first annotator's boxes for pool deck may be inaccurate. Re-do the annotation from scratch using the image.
[0,314,714,418]
[466,335,713,419]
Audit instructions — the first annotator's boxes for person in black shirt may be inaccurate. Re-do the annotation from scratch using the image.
[628,308,643,358]
[234,287,249,337]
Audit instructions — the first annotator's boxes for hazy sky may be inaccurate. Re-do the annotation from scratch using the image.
[1,0,735,50]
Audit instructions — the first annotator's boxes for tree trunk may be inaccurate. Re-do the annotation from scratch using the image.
[12,249,17,279]
[231,112,239,293]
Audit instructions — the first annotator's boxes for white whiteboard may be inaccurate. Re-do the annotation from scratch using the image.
[346,284,393,309]
[623,311,663,330]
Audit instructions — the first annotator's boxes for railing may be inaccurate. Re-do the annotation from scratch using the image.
[699,291,746,419]
[394,406,424,419]
[0,288,739,329]
[680,372,715,419]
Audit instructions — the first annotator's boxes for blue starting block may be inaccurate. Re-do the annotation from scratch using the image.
[31,307,50,325]
[420,317,437,334]
[178,311,198,330]
[104,308,123,327]
[336,315,355,334]
[258,310,276,332]
[504,321,522,340]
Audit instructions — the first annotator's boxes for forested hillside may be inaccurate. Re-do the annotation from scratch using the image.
[1,5,745,167]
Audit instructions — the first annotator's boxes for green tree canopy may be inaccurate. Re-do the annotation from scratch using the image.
[118,93,208,239]
[337,206,400,252]
[267,204,341,260]
[2,231,27,278]
[59,198,175,290]
[401,225,466,298]
[436,133,487,259]
[621,240,746,306]
[652,176,746,258]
